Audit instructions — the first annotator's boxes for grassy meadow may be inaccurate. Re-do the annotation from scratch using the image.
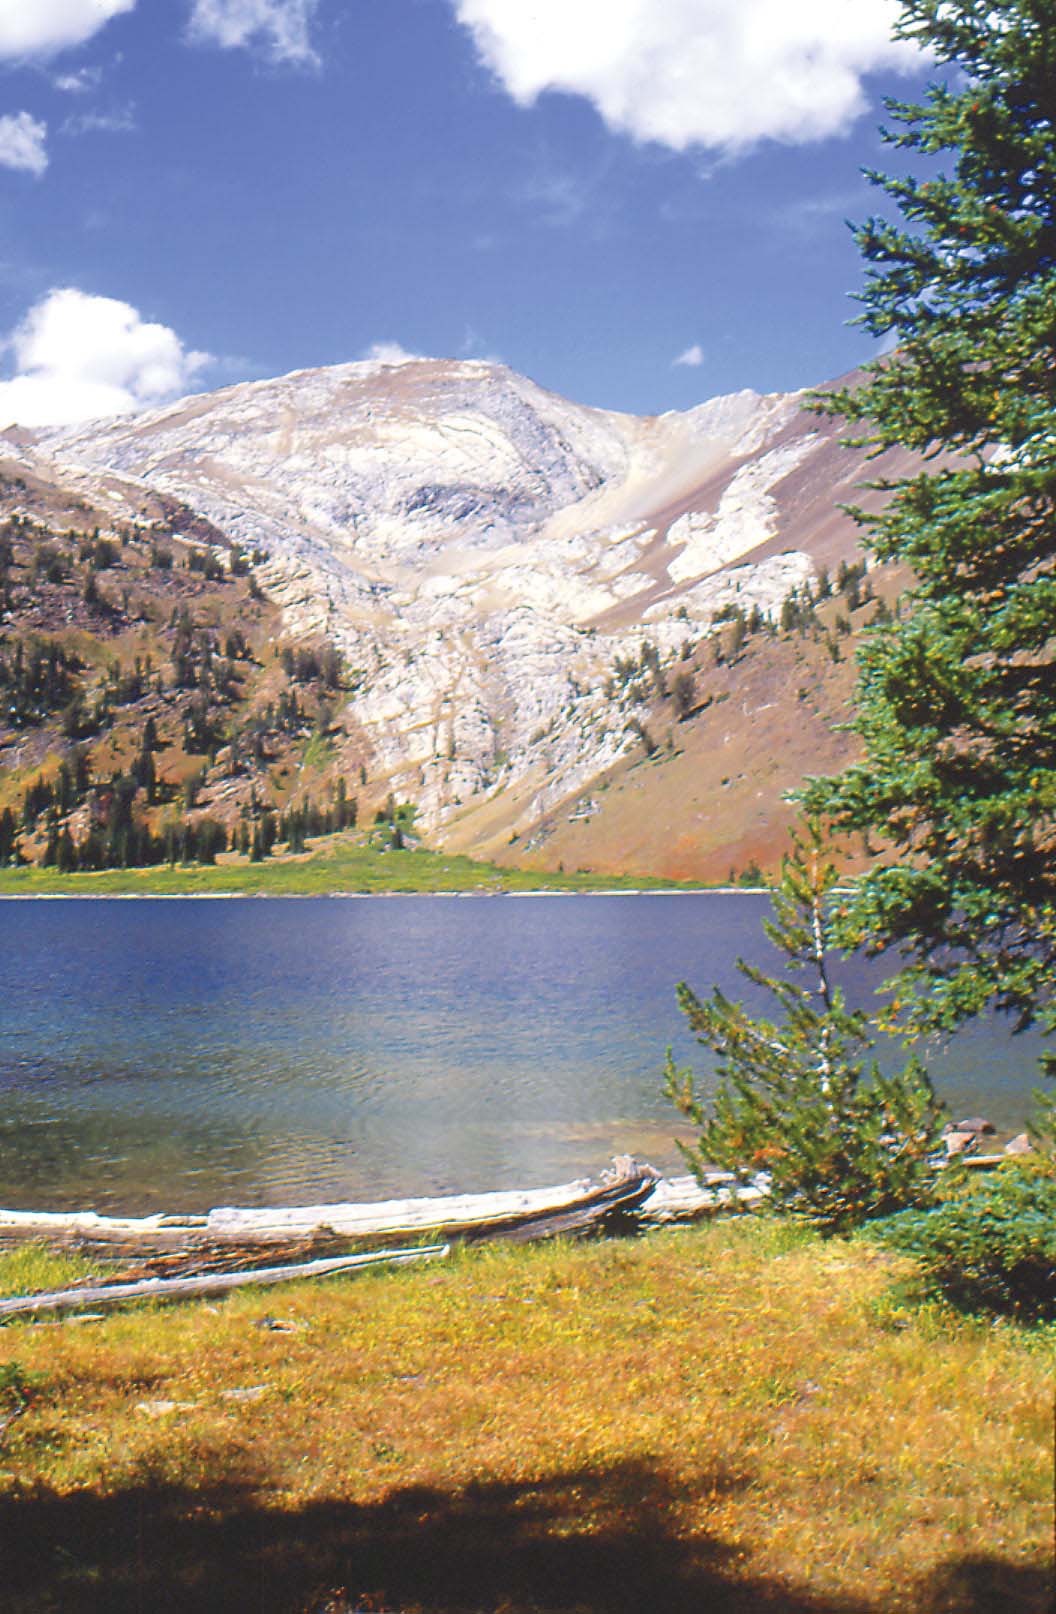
[0,836,701,897]
[0,1218,1051,1614]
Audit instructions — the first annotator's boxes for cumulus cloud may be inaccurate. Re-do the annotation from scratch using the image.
[0,0,135,60]
[673,343,704,368]
[0,288,211,428]
[0,114,48,177]
[359,341,424,366]
[452,0,923,154]
[188,0,320,64]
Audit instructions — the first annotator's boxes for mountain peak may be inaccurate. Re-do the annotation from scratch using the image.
[24,358,887,843]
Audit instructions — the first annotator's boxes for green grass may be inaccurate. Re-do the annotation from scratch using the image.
[0,1244,99,1301]
[0,1219,1050,1613]
[298,730,334,772]
[0,836,701,897]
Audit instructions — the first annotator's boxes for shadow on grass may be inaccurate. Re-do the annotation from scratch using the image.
[0,1457,1050,1614]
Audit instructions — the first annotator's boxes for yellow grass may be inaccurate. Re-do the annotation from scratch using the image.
[0,1220,1051,1613]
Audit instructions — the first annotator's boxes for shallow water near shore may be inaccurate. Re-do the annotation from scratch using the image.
[0,893,1043,1215]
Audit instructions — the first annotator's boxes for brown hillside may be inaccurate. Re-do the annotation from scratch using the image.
[479,569,905,882]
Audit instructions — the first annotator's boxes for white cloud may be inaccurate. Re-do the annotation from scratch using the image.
[359,341,423,366]
[0,113,48,177]
[188,0,320,64]
[62,104,137,137]
[52,66,103,93]
[774,187,866,237]
[673,343,704,368]
[459,325,502,364]
[0,0,135,60]
[452,0,923,154]
[518,168,590,228]
[0,288,211,428]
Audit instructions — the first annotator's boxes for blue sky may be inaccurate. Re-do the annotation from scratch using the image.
[0,0,932,425]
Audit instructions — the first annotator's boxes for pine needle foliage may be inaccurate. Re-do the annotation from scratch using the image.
[878,1159,1056,1320]
[803,1,1056,1065]
[664,820,948,1233]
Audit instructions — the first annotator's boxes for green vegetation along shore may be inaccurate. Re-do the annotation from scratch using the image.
[0,835,711,896]
[0,1218,1051,1614]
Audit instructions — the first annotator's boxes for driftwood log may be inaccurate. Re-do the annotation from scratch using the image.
[0,1158,678,1259]
[0,1242,450,1319]
[0,1143,1004,1319]
[0,1162,767,1319]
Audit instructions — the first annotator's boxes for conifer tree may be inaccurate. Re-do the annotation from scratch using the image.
[664,820,947,1233]
[805,1,1056,1054]
[56,828,77,873]
[0,807,16,865]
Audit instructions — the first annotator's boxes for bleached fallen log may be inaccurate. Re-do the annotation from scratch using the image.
[0,1207,208,1243]
[206,1161,658,1245]
[636,1173,766,1225]
[0,1159,659,1256]
[0,1242,449,1319]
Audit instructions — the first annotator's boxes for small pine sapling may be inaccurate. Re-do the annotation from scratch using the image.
[664,818,948,1233]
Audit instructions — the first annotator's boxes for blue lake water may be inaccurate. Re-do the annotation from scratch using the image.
[0,894,1044,1214]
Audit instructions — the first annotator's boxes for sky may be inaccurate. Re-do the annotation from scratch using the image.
[0,0,936,427]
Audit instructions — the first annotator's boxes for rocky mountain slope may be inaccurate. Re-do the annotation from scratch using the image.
[2,357,908,873]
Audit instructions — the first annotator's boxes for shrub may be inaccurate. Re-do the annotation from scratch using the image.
[665,817,947,1234]
[876,1162,1056,1321]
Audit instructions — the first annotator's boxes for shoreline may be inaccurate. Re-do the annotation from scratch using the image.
[0,1165,740,1252]
[0,885,767,901]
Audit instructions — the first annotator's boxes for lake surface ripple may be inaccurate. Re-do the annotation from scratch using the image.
[0,894,1042,1214]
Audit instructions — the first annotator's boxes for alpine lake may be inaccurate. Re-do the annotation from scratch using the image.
[0,893,1044,1215]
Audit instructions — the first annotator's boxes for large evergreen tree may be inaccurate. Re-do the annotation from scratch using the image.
[805,0,1056,1055]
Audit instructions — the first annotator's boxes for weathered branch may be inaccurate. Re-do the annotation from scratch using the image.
[0,1243,449,1320]
[0,1160,660,1259]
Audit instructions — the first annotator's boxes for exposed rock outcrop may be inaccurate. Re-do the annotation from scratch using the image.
[17,356,898,843]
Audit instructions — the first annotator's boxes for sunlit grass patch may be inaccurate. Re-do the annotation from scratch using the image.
[0,1219,1050,1612]
[0,1244,100,1300]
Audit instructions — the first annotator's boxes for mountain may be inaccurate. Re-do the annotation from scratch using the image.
[1,358,908,876]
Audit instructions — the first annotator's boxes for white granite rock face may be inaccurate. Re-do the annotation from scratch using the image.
[36,358,845,836]
[667,436,817,583]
